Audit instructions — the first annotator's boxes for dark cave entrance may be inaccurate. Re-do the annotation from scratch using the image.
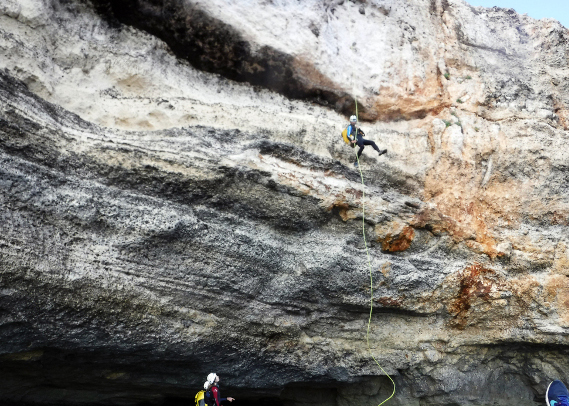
[163,396,284,406]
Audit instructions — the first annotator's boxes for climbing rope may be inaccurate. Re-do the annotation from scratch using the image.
[353,100,395,406]
[351,35,396,406]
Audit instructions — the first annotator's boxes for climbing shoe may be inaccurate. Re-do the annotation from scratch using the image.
[546,380,569,406]
[378,149,387,156]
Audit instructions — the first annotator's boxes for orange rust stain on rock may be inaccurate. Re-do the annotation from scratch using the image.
[380,262,391,278]
[509,276,540,302]
[465,240,498,260]
[549,210,569,226]
[379,226,415,252]
[413,199,500,258]
[553,97,569,131]
[345,188,363,199]
[326,199,352,221]
[367,95,449,122]
[447,263,504,329]
[292,55,450,123]
[374,296,402,307]
[422,157,513,259]
[361,73,449,121]
[411,207,473,242]
[545,274,567,297]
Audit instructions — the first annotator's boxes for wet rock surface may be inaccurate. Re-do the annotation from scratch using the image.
[1,0,569,405]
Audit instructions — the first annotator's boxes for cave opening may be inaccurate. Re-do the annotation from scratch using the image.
[163,395,284,406]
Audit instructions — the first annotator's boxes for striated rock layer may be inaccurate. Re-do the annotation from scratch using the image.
[1,0,569,405]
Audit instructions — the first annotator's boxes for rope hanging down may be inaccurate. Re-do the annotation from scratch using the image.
[353,101,395,406]
[351,44,396,405]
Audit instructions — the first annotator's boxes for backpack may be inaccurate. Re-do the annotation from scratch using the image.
[342,125,358,148]
[195,390,206,406]
[196,389,214,406]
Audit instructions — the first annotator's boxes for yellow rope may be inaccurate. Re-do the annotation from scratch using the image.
[354,101,396,406]
[347,7,395,402]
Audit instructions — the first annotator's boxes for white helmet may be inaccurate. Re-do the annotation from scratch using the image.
[204,381,211,390]
[350,115,357,123]
[207,373,218,384]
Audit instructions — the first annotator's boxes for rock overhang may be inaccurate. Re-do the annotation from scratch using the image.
[1,0,569,405]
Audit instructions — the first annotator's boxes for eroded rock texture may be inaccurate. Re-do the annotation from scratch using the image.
[1,0,569,405]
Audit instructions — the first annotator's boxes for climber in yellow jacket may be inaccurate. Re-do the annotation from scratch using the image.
[342,115,386,168]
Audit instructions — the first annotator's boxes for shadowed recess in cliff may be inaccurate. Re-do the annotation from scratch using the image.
[0,345,290,406]
[87,0,361,117]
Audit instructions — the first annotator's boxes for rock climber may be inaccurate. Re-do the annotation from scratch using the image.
[344,115,386,168]
[546,380,569,406]
[204,373,235,406]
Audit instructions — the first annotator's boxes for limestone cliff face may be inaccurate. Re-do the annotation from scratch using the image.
[1,0,569,405]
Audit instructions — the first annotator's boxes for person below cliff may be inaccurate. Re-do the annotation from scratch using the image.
[546,380,569,406]
[204,373,235,406]
[343,115,387,168]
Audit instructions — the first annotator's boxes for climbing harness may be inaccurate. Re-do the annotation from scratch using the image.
[350,18,396,405]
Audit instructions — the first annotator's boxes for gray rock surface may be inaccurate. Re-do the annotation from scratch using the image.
[1,0,569,405]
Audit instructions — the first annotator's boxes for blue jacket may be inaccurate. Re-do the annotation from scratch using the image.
[347,124,365,141]
[347,124,357,141]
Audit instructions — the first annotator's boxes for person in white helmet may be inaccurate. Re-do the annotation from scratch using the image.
[204,373,234,406]
[346,115,387,168]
